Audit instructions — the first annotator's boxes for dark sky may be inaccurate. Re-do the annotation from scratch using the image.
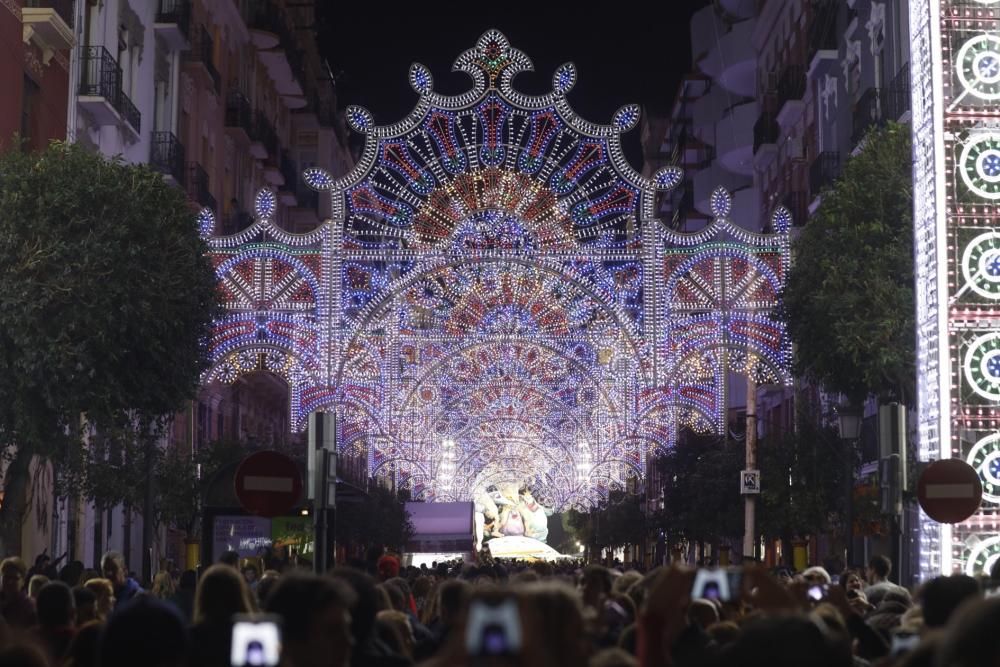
[316,1,706,168]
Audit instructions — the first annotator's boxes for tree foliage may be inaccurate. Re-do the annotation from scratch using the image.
[336,485,414,552]
[0,142,218,553]
[782,123,914,404]
[756,407,847,542]
[652,431,744,545]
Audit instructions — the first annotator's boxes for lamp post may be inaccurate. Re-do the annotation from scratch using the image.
[837,405,861,568]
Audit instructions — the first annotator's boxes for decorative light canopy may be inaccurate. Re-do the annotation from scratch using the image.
[200,30,791,510]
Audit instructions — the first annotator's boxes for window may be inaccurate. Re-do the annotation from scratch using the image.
[20,75,39,150]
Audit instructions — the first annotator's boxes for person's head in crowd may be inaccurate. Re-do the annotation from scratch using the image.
[151,571,175,600]
[934,595,1000,667]
[67,621,102,667]
[0,557,26,597]
[612,570,642,596]
[517,581,588,667]
[36,581,74,629]
[241,561,259,587]
[802,566,832,586]
[59,560,84,588]
[920,574,981,629]
[688,597,720,630]
[73,586,97,626]
[218,550,240,569]
[723,614,852,667]
[376,609,415,659]
[582,565,613,609]
[27,574,48,599]
[374,583,394,611]
[589,646,638,667]
[98,596,189,667]
[83,578,115,620]
[707,620,741,647]
[437,579,471,629]
[256,569,280,604]
[330,567,386,653]
[193,563,256,625]
[100,551,128,589]
[610,592,636,624]
[839,569,865,592]
[867,554,892,584]
[0,643,48,667]
[377,554,400,581]
[386,577,415,614]
[178,569,197,592]
[380,579,407,612]
[265,572,356,667]
[773,567,793,585]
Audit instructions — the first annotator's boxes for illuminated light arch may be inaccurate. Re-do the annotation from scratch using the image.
[202,30,791,510]
[912,0,1000,577]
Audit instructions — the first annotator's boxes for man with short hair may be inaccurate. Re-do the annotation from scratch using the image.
[34,581,76,662]
[864,555,908,606]
[0,556,36,627]
[265,572,356,667]
[101,551,143,610]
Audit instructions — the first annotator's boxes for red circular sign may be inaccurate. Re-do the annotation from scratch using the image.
[917,459,983,524]
[234,451,303,518]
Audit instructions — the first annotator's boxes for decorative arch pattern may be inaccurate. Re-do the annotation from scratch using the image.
[201,31,791,510]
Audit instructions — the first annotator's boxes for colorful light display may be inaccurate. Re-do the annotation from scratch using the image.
[202,31,791,509]
[912,0,1000,576]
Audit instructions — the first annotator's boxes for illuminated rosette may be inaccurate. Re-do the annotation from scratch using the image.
[652,166,683,191]
[346,105,374,134]
[552,62,577,94]
[710,186,732,218]
[254,189,277,219]
[963,332,1000,400]
[612,104,641,132]
[197,208,215,238]
[302,167,334,191]
[966,433,1000,504]
[961,231,1000,299]
[409,63,434,95]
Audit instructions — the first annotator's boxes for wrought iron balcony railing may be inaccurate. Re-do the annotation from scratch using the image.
[776,65,807,110]
[155,0,191,38]
[187,162,216,211]
[807,0,838,62]
[884,64,911,121]
[26,0,74,27]
[809,151,841,197]
[79,46,122,102]
[186,25,220,92]
[852,87,881,146]
[225,88,253,136]
[253,110,279,158]
[753,112,780,154]
[150,131,186,184]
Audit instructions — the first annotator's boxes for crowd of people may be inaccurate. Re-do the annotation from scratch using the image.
[0,547,997,666]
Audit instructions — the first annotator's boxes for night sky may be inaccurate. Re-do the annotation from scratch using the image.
[316,1,706,168]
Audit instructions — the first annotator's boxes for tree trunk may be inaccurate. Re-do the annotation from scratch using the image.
[0,446,33,557]
[142,431,154,583]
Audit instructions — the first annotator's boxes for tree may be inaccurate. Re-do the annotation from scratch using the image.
[756,407,847,553]
[336,485,414,554]
[782,123,914,405]
[653,430,744,548]
[0,142,218,556]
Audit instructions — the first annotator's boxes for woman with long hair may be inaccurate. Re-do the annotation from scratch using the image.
[190,564,257,667]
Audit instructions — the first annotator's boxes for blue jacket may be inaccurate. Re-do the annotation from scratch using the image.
[115,577,143,609]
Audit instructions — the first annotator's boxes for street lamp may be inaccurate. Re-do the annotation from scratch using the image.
[837,405,861,567]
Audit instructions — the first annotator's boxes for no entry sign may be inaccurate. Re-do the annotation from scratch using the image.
[234,451,303,518]
[917,459,983,524]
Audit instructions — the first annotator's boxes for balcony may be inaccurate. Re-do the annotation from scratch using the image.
[715,99,757,176]
[154,0,190,51]
[150,131,186,186]
[23,0,75,55]
[258,21,305,98]
[187,162,216,211]
[884,64,911,122]
[776,65,807,127]
[807,0,839,71]
[251,110,278,160]
[225,88,254,141]
[783,191,809,227]
[184,26,220,94]
[809,151,841,199]
[278,153,298,203]
[698,17,757,97]
[242,0,281,50]
[77,46,140,134]
[852,87,881,146]
[752,112,779,154]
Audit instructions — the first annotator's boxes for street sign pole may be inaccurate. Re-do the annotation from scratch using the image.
[309,411,337,573]
[743,374,758,561]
